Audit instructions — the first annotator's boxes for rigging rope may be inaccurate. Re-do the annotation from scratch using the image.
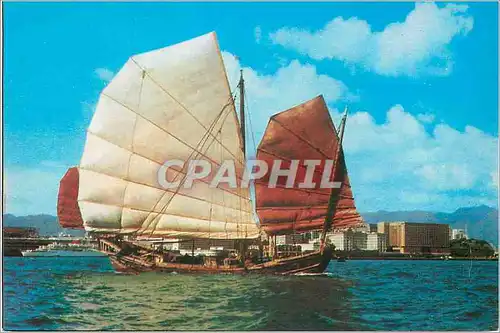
[137,76,241,237]
[130,68,240,236]
[241,85,262,232]
[130,57,242,164]
[120,70,146,234]
[242,88,258,158]
[112,58,250,243]
[142,98,235,237]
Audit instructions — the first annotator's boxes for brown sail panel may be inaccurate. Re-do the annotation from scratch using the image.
[255,95,363,235]
[57,167,84,229]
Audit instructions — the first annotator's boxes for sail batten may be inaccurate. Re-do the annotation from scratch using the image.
[69,32,259,239]
[255,95,363,235]
[79,131,250,201]
[269,119,333,159]
[128,57,244,165]
[95,92,245,173]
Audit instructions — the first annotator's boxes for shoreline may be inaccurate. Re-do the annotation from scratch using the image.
[333,257,498,261]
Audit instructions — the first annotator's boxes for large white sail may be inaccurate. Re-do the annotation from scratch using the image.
[78,32,259,239]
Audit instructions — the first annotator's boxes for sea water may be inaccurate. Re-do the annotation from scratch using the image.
[3,257,498,330]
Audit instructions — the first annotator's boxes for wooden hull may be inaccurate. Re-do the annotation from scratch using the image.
[106,246,333,276]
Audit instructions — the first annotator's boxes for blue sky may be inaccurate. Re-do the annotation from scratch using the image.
[4,2,498,216]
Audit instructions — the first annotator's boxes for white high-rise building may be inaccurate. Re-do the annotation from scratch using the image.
[367,233,387,252]
[327,230,387,252]
[327,232,352,251]
[352,231,367,250]
[354,223,370,233]
[276,233,305,245]
[451,229,467,240]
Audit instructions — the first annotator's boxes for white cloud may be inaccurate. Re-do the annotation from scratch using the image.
[94,67,115,82]
[340,107,497,211]
[417,113,435,124]
[270,2,473,77]
[4,55,351,217]
[254,26,262,44]
[7,50,495,217]
[222,51,353,149]
[220,53,497,212]
[491,171,499,189]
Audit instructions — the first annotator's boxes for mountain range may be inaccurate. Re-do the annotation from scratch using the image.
[3,214,85,237]
[2,205,498,245]
[362,205,498,246]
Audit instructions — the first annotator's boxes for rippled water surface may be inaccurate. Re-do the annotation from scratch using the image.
[3,257,498,330]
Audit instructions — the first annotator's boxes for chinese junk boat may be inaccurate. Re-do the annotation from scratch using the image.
[56,32,363,274]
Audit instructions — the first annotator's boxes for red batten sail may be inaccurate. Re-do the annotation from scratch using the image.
[57,167,84,229]
[255,95,363,235]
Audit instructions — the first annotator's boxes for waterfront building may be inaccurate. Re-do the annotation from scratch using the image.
[178,238,236,252]
[276,229,387,253]
[352,231,367,250]
[3,227,38,238]
[376,222,404,248]
[451,229,467,240]
[326,231,363,251]
[266,232,318,254]
[310,230,321,240]
[354,223,370,233]
[377,222,451,254]
[276,233,306,245]
[377,222,391,244]
[297,242,315,253]
[276,244,302,258]
[152,240,180,251]
[367,233,387,252]
[327,232,352,251]
[326,230,388,252]
[134,237,181,251]
[389,222,405,247]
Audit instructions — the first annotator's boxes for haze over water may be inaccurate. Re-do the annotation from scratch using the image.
[3,257,498,331]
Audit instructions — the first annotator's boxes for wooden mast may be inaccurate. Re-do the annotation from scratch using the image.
[319,107,348,253]
[238,69,246,157]
[238,69,247,266]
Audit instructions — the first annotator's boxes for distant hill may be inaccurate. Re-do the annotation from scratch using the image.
[2,214,84,237]
[361,205,498,246]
